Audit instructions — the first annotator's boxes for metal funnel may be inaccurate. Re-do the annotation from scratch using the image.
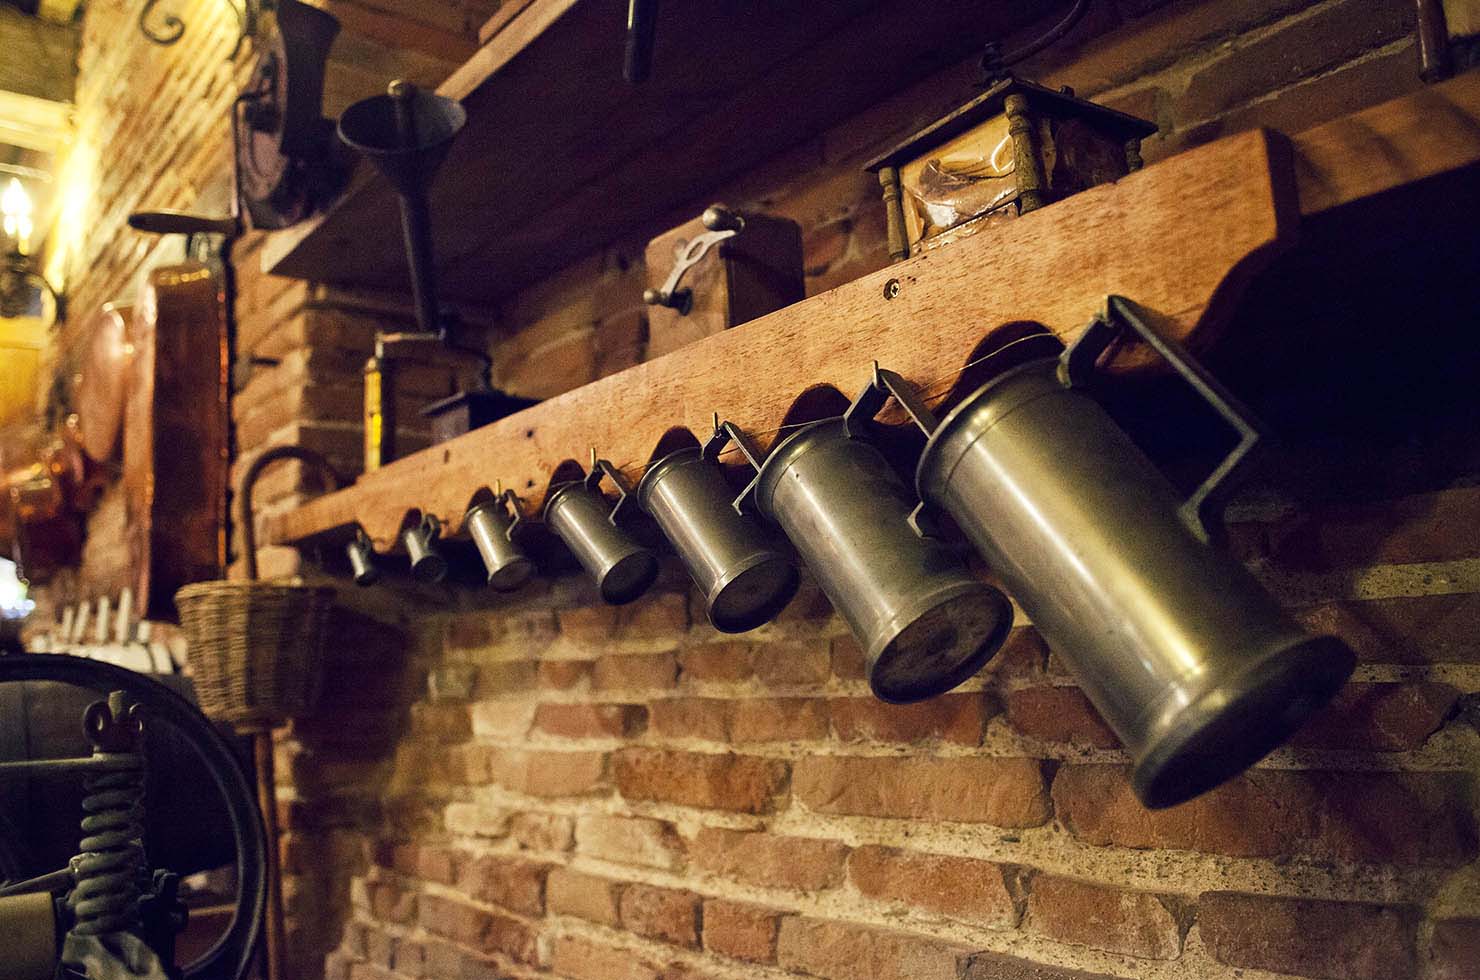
[337,80,465,198]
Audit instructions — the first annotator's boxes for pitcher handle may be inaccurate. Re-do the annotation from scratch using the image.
[1061,295,1264,544]
[589,457,640,527]
[844,362,940,440]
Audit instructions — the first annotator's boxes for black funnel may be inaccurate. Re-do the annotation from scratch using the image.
[338,81,466,336]
[337,81,465,197]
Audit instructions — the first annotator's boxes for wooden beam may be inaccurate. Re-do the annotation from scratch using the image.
[1293,70,1480,217]
[267,127,1299,550]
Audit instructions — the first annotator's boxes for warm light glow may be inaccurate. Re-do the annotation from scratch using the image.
[2,178,34,254]
[0,558,33,620]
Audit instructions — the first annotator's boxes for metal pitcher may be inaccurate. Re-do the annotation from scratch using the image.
[402,513,448,583]
[346,528,380,586]
[726,417,1012,704]
[464,490,535,591]
[544,461,659,605]
[619,427,797,633]
[862,296,1355,808]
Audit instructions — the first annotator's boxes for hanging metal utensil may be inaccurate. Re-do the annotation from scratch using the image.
[725,414,1012,704]
[861,296,1356,808]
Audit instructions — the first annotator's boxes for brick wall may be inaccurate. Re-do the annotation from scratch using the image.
[41,0,1480,978]
[277,6,1479,980]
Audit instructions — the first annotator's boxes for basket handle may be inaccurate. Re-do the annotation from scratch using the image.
[239,446,343,581]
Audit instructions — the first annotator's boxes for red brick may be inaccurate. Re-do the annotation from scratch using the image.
[372,840,418,876]
[415,843,461,885]
[795,756,1052,827]
[1005,687,1119,748]
[508,811,575,852]
[547,867,621,926]
[410,702,473,742]
[548,936,660,980]
[483,749,607,797]
[829,693,990,745]
[619,883,701,948]
[678,642,754,683]
[534,702,648,738]
[473,660,538,696]
[1257,487,1480,572]
[1026,875,1182,959]
[693,828,848,891]
[393,940,425,976]
[593,652,679,691]
[829,635,867,680]
[367,879,417,924]
[848,846,1017,927]
[575,814,684,869]
[539,660,592,689]
[614,749,788,813]
[348,964,394,980]
[1178,0,1414,124]
[1291,681,1458,750]
[1200,892,1418,980]
[558,604,622,641]
[467,701,532,740]
[987,627,1050,682]
[457,855,548,916]
[478,909,538,964]
[445,612,495,652]
[1180,42,1420,149]
[753,641,831,688]
[959,951,1124,980]
[1053,765,1477,866]
[649,698,730,740]
[1430,918,1480,980]
[622,591,690,636]
[776,918,969,980]
[1294,594,1480,664]
[364,927,397,968]
[731,697,829,742]
[418,893,490,948]
[703,899,780,963]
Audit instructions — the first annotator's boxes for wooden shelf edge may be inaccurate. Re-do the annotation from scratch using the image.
[265,73,1480,553]
[267,127,1296,550]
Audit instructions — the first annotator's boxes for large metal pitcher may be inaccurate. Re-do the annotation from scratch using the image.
[619,431,798,633]
[864,297,1355,808]
[726,417,1012,704]
[544,462,658,605]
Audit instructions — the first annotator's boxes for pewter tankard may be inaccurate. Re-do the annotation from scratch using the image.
[726,418,1012,704]
[861,297,1355,808]
[544,462,658,605]
[401,513,448,584]
[626,430,797,632]
[464,490,535,591]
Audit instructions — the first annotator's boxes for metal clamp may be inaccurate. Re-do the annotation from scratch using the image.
[708,420,768,517]
[643,205,746,315]
[844,364,946,539]
[587,452,640,527]
[1062,295,1265,543]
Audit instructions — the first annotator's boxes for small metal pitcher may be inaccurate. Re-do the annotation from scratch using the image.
[464,489,535,591]
[544,461,659,605]
[619,426,797,633]
[727,417,1012,704]
[346,528,380,586]
[402,513,448,584]
[862,296,1355,808]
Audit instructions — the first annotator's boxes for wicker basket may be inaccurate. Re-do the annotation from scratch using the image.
[175,580,334,729]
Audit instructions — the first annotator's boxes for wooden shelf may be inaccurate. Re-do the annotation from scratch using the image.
[265,74,1480,553]
[260,0,1061,304]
